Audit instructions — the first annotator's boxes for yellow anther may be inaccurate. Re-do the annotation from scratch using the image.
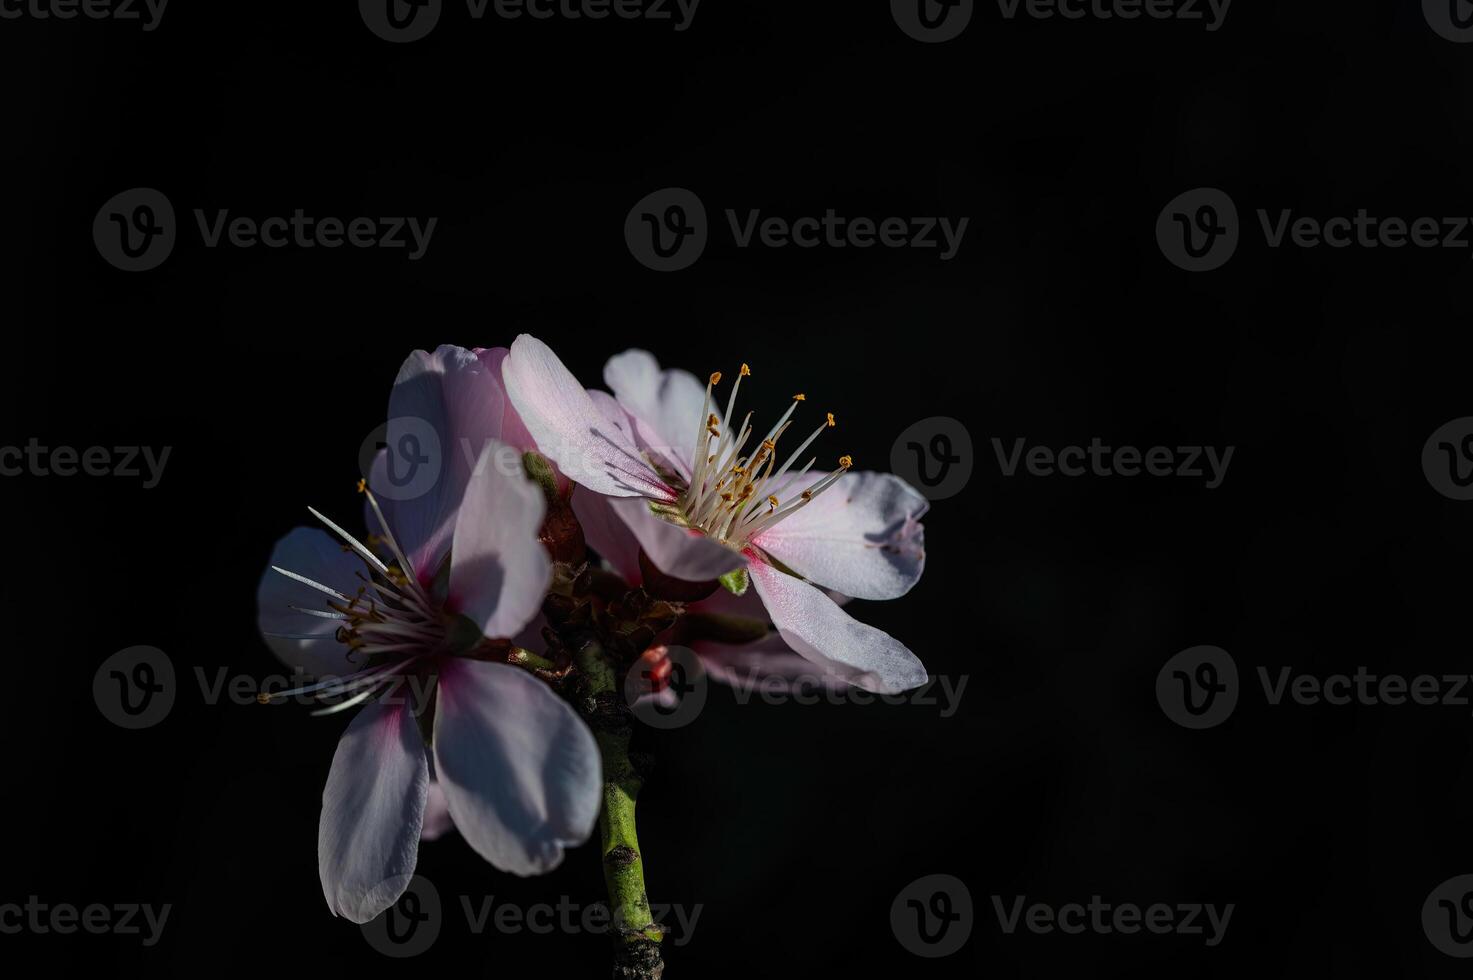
[838,455,853,469]
[740,363,752,377]
[708,413,719,427]
[767,494,780,509]
[761,439,776,452]
[793,393,806,402]
[801,490,813,500]
[356,478,367,493]
[721,492,734,502]
[826,412,836,428]
[255,692,273,705]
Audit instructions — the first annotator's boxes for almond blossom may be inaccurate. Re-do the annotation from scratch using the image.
[502,334,929,694]
[255,345,601,924]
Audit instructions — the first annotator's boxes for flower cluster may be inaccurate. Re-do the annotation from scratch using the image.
[255,337,930,924]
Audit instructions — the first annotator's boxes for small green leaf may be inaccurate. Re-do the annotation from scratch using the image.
[718,567,749,596]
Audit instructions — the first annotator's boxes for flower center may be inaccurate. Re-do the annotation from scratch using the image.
[260,483,446,715]
[677,363,852,551]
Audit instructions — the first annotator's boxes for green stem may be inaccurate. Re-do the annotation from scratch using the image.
[575,642,665,980]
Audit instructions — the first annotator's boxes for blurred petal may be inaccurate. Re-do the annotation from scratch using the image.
[699,637,851,694]
[447,440,550,640]
[501,334,671,500]
[432,660,602,876]
[748,560,927,694]
[420,779,455,842]
[755,471,927,600]
[318,700,429,923]
[257,527,361,677]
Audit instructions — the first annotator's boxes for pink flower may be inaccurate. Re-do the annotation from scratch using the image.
[256,345,601,924]
[502,335,929,694]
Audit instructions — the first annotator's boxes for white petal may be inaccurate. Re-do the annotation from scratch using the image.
[318,700,429,923]
[432,660,602,876]
[372,346,507,585]
[748,560,928,694]
[755,471,927,600]
[603,348,707,482]
[448,439,551,640]
[501,334,671,500]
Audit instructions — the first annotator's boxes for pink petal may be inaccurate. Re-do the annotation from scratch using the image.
[447,439,551,641]
[748,559,928,694]
[501,334,671,500]
[699,637,852,695]
[420,779,455,842]
[603,348,707,482]
[571,486,642,584]
[607,494,746,583]
[372,346,507,584]
[318,700,429,923]
[754,470,927,601]
[432,660,602,876]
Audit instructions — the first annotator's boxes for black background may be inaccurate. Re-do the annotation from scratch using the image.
[6,1,1473,976]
